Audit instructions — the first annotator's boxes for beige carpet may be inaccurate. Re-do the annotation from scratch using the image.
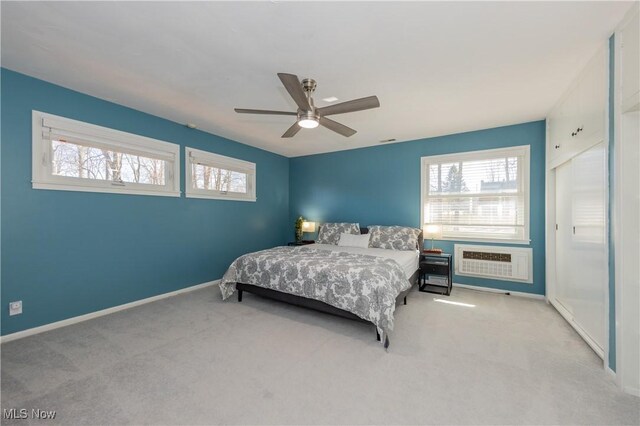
[1,286,638,425]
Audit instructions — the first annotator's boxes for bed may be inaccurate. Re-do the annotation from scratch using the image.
[219,225,422,348]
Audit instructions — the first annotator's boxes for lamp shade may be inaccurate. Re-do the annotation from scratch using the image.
[302,221,316,233]
[423,224,442,239]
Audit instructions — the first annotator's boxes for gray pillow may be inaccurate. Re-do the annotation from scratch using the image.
[368,225,421,251]
[316,223,360,245]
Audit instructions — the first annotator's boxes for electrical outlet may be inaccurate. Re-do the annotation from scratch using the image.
[9,301,22,316]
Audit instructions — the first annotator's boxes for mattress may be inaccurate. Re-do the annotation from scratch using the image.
[220,245,412,340]
[304,244,419,279]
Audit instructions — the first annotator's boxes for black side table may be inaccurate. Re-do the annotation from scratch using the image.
[419,253,453,295]
[287,240,315,246]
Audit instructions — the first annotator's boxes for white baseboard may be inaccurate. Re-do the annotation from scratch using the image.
[0,280,219,344]
[452,283,545,300]
[549,298,605,359]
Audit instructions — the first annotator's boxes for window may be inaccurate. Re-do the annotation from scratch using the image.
[421,146,530,243]
[32,111,180,197]
[185,147,256,201]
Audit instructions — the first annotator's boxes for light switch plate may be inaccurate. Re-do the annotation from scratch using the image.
[9,301,22,316]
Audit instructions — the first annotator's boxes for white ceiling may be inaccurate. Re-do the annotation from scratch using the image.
[1,1,633,157]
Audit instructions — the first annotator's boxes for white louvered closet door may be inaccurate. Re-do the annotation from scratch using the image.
[555,142,607,355]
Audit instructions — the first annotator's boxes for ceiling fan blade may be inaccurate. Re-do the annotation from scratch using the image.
[282,122,302,138]
[278,73,310,111]
[317,95,380,116]
[319,116,357,137]
[234,108,297,115]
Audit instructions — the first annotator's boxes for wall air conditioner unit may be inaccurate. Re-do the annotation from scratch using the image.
[454,244,533,283]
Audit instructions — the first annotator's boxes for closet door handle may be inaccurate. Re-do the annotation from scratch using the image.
[555,145,561,149]
[573,226,576,234]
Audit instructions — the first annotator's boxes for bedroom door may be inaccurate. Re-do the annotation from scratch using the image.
[555,142,607,356]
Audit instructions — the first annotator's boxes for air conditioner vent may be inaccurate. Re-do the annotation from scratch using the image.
[455,244,532,283]
[462,251,512,263]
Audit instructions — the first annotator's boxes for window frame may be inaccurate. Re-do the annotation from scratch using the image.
[32,111,181,197]
[420,145,531,245]
[185,147,256,202]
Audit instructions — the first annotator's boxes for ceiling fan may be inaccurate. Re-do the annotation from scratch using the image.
[234,73,380,138]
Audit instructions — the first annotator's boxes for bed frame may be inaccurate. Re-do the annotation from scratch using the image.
[236,227,423,348]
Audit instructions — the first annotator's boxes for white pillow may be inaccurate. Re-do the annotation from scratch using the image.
[338,233,370,248]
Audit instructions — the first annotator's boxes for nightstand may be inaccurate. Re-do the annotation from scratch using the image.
[287,240,315,246]
[419,253,452,295]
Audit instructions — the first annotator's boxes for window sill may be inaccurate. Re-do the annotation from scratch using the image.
[32,181,181,198]
[185,192,256,202]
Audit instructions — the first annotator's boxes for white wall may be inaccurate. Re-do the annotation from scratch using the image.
[614,3,640,397]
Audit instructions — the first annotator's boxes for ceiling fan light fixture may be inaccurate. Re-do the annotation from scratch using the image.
[298,111,319,129]
[298,118,319,129]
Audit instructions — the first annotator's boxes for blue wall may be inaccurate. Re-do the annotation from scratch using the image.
[290,121,546,295]
[607,34,616,372]
[1,69,290,335]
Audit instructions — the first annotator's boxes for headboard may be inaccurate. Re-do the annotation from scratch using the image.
[360,227,423,251]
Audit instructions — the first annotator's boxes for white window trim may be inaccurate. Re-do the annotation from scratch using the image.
[420,145,531,245]
[32,111,181,197]
[185,147,256,202]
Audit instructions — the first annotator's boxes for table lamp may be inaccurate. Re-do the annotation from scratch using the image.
[302,221,316,240]
[423,224,442,254]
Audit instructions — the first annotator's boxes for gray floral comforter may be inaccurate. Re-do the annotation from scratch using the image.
[219,246,410,342]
